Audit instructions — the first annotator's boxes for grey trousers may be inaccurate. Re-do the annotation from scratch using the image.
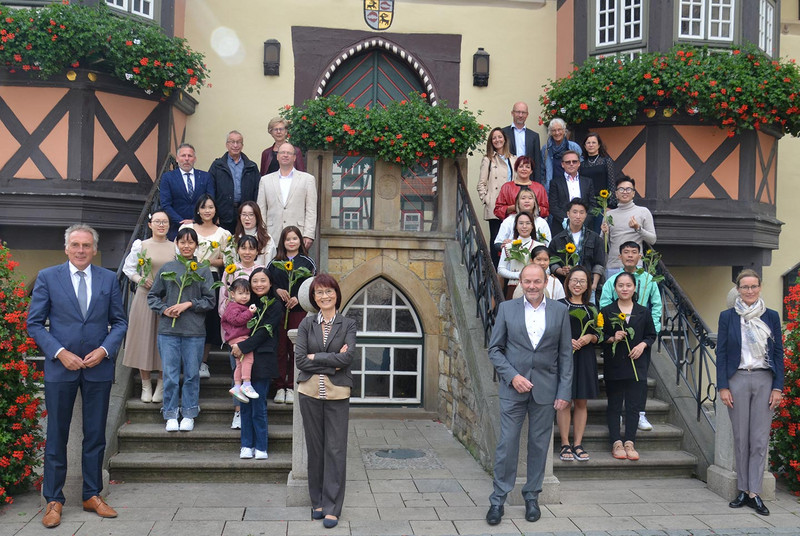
[299,393,349,517]
[490,394,555,505]
[727,369,773,494]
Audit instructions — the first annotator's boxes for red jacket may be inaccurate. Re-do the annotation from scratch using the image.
[260,145,306,176]
[493,181,549,220]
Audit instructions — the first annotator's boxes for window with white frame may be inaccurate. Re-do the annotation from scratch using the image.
[106,0,154,19]
[679,0,735,42]
[343,278,424,404]
[402,212,421,232]
[759,0,774,56]
[596,0,643,49]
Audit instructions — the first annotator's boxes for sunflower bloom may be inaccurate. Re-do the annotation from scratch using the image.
[285,260,294,271]
[596,312,604,328]
[138,258,144,266]
[565,243,576,254]
[599,189,610,198]
[618,312,626,321]
[211,241,219,249]
[512,239,522,246]
[225,264,237,274]
[189,261,198,271]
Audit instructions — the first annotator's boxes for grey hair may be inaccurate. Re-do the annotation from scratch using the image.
[177,142,195,153]
[64,224,99,250]
[226,130,242,141]
[548,118,567,133]
[736,268,762,286]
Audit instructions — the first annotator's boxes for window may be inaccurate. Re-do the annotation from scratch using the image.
[759,0,774,56]
[402,212,421,232]
[678,0,734,42]
[595,0,643,49]
[106,0,154,19]
[331,156,373,230]
[343,279,423,404]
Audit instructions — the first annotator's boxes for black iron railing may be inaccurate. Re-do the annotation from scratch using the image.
[656,259,718,429]
[115,154,177,310]
[454,162,504,347]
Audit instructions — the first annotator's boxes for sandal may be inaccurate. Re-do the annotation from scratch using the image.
[572,444,590,461]
[559,444,574,461]
[624,441,639,461]
[611,440,626,459]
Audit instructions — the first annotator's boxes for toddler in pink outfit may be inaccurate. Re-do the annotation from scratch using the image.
[221,279,259,402]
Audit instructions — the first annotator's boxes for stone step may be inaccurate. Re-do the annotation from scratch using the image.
[552,423,684,452]
[108,451,292,483]
[553,449,698,480]
[125,397,294,425]
[117,422,293,453]
[584,397,670,422]
[597,377,657,398]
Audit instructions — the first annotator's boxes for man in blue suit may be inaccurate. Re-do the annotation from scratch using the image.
[160,143,215,239]
[28,224,128,529]
[486,263,573,526]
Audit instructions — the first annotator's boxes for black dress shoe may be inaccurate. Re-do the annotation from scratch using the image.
[486,505,504,525]
[729,490,750,508]
[749,494,770,516]
[525,498,541,522]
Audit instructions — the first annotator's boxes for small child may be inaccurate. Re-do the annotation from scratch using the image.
[221,278,259,403]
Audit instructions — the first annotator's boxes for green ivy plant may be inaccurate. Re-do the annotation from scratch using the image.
[280,92,486,165]
[539,43,800,137]
[0,1,207,95]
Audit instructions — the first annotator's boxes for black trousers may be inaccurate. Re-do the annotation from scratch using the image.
[299,393,350,517]
[605,378,645,444]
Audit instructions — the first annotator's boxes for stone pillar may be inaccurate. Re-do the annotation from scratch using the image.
[707,404,775,501]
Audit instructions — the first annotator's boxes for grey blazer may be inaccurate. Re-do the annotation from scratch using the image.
[488,297,573,404]
[295,314,357,387]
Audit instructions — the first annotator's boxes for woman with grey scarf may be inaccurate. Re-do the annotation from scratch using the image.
[716,269,784,516]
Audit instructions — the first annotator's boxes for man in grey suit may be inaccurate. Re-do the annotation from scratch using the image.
[486,263,573,525]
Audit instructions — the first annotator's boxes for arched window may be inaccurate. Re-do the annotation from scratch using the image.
[342,278,423,404]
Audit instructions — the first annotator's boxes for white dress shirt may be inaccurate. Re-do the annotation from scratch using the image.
[68,262,93,306]
[524,296,547,350]
[183,169,195,192]
[565,172,581,201]
[278,169,294,205]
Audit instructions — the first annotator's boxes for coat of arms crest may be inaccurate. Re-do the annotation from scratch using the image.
[364,0,393,30]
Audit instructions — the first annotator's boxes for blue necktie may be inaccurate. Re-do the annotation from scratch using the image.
[77,271,88,318]
[185,172,194,197]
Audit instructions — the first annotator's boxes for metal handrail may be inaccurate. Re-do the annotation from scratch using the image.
[115,154,177,310]
[656,258,718,429]
[454,161,504,347]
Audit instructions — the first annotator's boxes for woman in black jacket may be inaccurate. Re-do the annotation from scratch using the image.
[231,267,284,460]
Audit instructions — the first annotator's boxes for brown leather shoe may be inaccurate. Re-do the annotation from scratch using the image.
[82,495,118,518]
[42,501,62,528]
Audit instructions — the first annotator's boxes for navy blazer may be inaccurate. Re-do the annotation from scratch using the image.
[159,168,215,238]
[488,297,573,404]
[27,262,128,383]
[548,173,595,236]
[716,307,784,391]
[502,125,543,185]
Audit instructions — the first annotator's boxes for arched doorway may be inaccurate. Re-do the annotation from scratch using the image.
[342,278,424,404]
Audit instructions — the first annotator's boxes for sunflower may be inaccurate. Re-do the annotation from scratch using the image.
[596,312,604,328]
[285,260,294,271]
[138,258,145,266]
[211,241,219,249]
[618,312,626,321]
[225,263,237,274]
[512,239,522,246]
[565,243,576,254]
[599,189,610,198]
[189,261,198,271]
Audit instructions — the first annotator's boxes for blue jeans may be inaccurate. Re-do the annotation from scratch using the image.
[240,378,270,452]
[158,334,204,420]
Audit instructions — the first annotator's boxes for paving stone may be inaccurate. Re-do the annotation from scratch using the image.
[694,513,772,529]
[366,469,413,480]
[452,518,522,534]
[377,506,439,520]
[760,514,800,528]
[341,507,379,521]
[408,519,458,535]
[560,490,645,505]
[149,520,227,536]
[512,516,580,533]
[633,515,710,530]
[0,524,26,536]
[104,506,177,520]
[372,493,403,507]
[348,520,413,535]
[571,516,645,531]
[75,520,155,535]
[404,498,448,508]
[547,504,610,518]
[370,479,418,493]
[220,521,287,536]
[287,520,349,535]
[441,491,475,507]
[414,479,464,493]
[173,507,244,521]
[600,503,672,516]
[242,506,311,521]
[434,506,489,521]
[342,490,378,508]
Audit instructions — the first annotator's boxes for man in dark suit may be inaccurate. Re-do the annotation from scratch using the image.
[209,130,261,233]
[502,102,543,184]
[27,224,128,529]
[548,150,595,237]
[160,143,215,239]
[486,263,573,526]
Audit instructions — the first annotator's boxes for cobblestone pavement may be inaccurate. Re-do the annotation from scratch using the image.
[1,419,798,535]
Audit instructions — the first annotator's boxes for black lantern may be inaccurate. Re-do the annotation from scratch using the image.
[473,48,490,87]
[263,39,281,76]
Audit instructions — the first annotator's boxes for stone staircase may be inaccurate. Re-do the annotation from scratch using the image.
[552,358,698,480]
[108,350,294,483]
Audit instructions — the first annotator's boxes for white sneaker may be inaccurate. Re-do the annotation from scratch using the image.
[229,387,250,404]
[231,410,241,429]
[284,390,294,404]
[254,449,268,460]
[165,418,180,432]
[638,413,653,431]
[241,385,260,399]
[199,363,210,379]
[274,388,286,404]
[179,418,194,431]
[240,447,254,459]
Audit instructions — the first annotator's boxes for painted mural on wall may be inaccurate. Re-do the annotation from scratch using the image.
[364,0,393,30]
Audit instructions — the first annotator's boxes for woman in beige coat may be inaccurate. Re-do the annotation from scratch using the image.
[477,127,516,266]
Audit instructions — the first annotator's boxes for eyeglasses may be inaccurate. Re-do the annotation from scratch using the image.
[314,288,335,297]
[513,110,528,115]
[277,151,295,156]
[241,213,256,219]
[151,220,169,226]
[226,140,243,146]
[271,127,286,133]
[739,285,760,291]
[570,280,588,286]
[616,187,634,193]
[562,160,579,164]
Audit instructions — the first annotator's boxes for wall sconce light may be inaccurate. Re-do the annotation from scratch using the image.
[263,39,281,76]
[473,47,490,87]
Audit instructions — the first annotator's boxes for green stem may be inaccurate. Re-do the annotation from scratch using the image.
[171,282,185,328]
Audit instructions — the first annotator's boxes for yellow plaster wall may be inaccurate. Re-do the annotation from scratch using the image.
[182,0,557,217]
